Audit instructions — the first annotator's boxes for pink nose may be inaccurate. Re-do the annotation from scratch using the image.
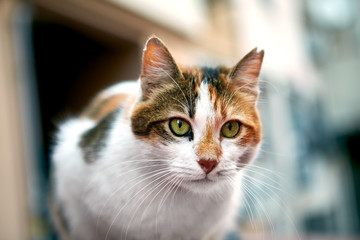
[198,159,218,174]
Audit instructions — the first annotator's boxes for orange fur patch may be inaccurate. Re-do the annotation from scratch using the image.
[81,93,131,121]
[195,123,222,161]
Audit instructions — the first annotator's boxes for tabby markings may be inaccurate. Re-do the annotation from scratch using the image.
[79,109,119,163]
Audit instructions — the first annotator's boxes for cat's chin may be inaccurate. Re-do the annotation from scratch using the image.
[180,176,230,195]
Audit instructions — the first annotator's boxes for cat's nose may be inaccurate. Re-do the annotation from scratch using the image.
[198,159,218,174]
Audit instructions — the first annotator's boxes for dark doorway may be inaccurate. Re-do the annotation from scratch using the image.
[32,17,141,178]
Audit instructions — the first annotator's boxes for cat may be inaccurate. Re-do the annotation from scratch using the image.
[50,36,264,240]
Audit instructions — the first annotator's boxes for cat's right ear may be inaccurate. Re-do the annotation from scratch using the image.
[140,36,183,100]
[229,48,264,96]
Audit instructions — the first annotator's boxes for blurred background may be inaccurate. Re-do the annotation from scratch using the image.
[1,0,360,239]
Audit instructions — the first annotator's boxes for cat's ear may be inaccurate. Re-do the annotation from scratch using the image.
[140,36,182,100]
[229,48,264,95]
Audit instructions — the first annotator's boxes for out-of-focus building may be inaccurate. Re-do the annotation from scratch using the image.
[233,0,360,238]
[234,0,359,238]
[1,0,360,239]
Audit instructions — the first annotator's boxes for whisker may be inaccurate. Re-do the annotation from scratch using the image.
[238,163,285,177]
[189,77,194,115]
[242,175,301,240]
[224,81,254,111]
[257,148,293,158]
[158,175,184,210]
[170,97,188,112]
[242,182,272,240]
[170,176,184,209]
[83,162,171,197]
[223,79,231,100]
[105,170,172,240]
[123,173,175,240]
[84,158,171,180]
[242,173,293,199]
[155,64,190,110]
[240,167,284,188]
[226,175,256,231]
[97,167,171,237]
[157,176,184,238]
[259,79,279,94]
[243,178,276,237]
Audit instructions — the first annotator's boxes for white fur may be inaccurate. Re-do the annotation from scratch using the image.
[52,81,257,240]
[193,82,215,141]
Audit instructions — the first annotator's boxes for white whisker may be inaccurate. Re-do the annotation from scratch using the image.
[242,173,293,199]
[84,161,171,198]
[226,175,256,231]
[224,81,254,111]
[242,182,270,240]
[170,97,188,112]
[155,64,190,110]
[99,167,171,238]
[105,169,172,240]
[123,173,174,240]
[242,174,301,240]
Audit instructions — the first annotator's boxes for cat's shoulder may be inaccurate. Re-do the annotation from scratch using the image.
[80,81,139,122]
[53,81,139,163]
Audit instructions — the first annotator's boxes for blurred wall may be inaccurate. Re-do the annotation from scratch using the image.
[0,1,29,239]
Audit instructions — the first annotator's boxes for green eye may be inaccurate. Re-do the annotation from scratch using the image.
[169,118,191,136]
[221,121,241,138]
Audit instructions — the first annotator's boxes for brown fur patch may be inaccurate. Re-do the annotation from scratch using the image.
[80,93,130,121]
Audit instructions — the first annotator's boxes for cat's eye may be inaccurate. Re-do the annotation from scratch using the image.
[169,118,191,136]
[221,121,241,138]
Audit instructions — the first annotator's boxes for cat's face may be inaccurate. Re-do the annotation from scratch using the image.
[131,37,263,194]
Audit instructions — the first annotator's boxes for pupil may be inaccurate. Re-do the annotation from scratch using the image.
[228,123,232,131]
[177,120,183,129]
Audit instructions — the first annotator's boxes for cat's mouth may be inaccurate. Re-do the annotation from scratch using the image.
[181,175,230,194]
[190,176,214,183]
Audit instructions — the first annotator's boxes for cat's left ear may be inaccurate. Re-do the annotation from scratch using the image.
[229,48,264,96]
[140,36,183,100]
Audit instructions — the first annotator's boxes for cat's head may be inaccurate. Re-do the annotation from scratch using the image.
[131,36,264,194]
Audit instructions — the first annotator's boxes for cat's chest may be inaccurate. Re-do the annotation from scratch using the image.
[114,188,230,240]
